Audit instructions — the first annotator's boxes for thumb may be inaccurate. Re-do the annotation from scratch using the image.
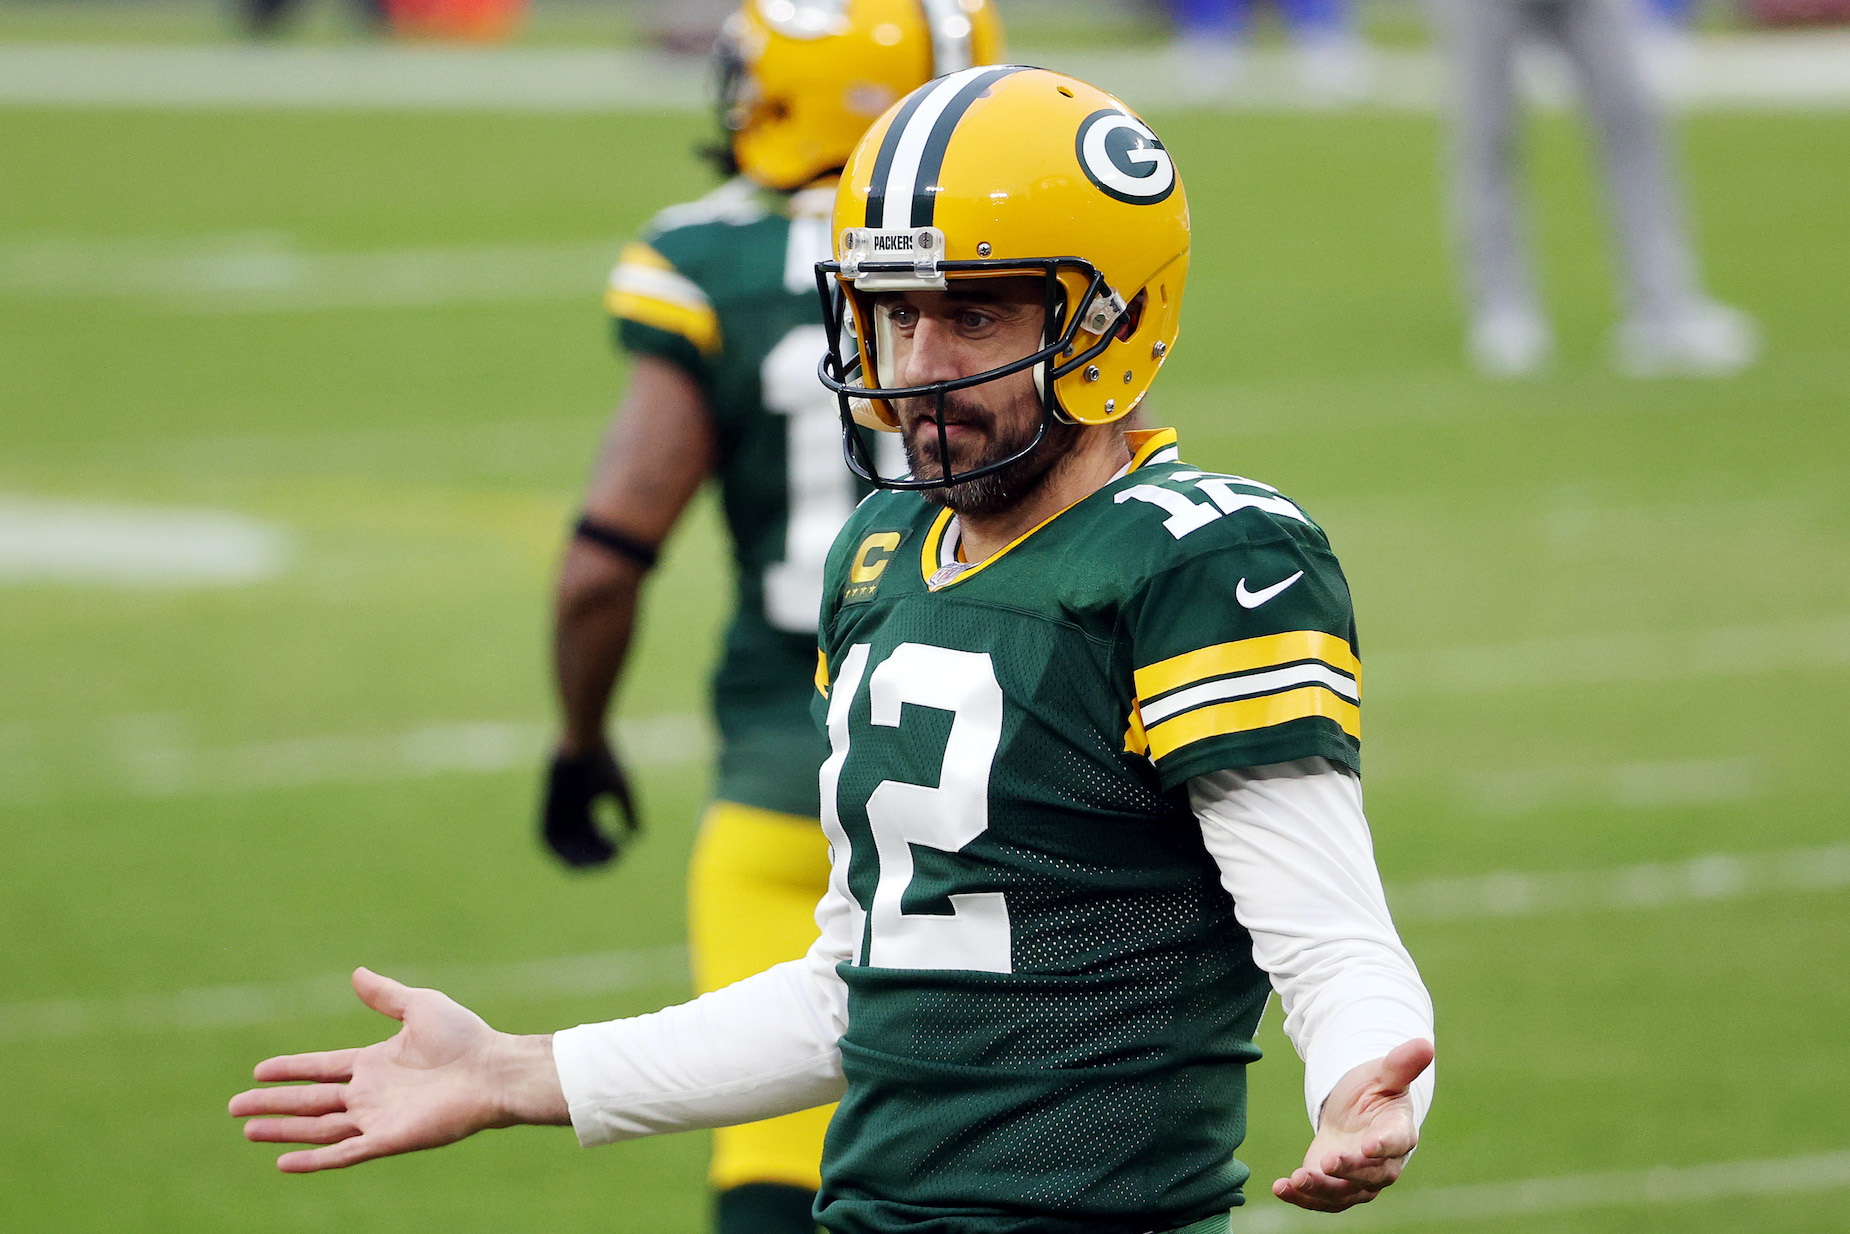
[1376,1037,1435,1096]
[352,967,412,1022]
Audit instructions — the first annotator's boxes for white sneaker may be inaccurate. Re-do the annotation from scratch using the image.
[1612,302,1760,377]
[1470,309,1554,378]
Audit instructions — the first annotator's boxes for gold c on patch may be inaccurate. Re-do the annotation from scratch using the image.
[843,531,901,604]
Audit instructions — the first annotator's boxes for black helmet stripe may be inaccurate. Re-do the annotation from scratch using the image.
[863,65,1024,231]
[908,66,1020,227]
[863,83,935,230]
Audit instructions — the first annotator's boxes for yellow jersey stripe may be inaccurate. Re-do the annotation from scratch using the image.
[605,289,723,356]
[814,650,829,698]
[1135,629,1361,701]
[1145,685,1361,760]
[615,241,675,273]
[919,507,953,582]
[1125,426,1180,470]
[609,262,711,311]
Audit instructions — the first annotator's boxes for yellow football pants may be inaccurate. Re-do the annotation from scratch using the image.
[687,800,836,1192]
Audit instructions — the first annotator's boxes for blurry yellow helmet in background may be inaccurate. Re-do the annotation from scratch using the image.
[817,66,1189,488]
[717,0,1006,192]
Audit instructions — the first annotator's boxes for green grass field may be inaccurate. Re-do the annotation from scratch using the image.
[2,84,1847,1233]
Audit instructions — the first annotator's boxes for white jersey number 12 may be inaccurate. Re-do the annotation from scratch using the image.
[820,641,1013,974]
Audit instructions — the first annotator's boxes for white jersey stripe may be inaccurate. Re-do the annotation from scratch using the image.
[608,263,711,311]
[1141,662,1361,726]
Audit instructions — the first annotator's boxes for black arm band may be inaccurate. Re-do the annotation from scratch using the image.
[573,515,661,571]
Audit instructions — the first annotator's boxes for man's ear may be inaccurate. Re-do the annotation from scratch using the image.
[1113,291,1147,341]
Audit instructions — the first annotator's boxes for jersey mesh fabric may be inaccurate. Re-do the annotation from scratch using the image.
[809,441,1362,1233]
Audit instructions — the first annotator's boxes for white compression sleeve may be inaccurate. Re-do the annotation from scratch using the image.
[1190,759,1435,1130]
[550,882,855,1147]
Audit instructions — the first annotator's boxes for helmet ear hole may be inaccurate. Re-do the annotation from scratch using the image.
[1114,291,1147,342]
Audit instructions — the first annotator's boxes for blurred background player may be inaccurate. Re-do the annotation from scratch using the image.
[1429,0,1759,377]
[1166,0,1374,100]
[540,3,1003,1232]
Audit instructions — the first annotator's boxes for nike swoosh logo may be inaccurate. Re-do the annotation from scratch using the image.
[1235,570,1305,609]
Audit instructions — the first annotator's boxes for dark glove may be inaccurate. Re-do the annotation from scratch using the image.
[540,745,640,868]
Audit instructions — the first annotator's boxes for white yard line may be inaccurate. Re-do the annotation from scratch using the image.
[0,43,709,111]
[0,495,291,586]
[0,945,687,1043]
[1,713,709,806]
[105,713,712,796]
[1389,841,1850,923]
[0,234,617,312]
[4,842,1842,1041]
[2,34,1849,112]
[1461,755,1760,814]
[1238,1148,1850,1231]
[108,717,555,796]
[1367,616,1850,696]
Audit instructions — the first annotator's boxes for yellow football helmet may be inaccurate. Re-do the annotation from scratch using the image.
[716,0,1007,192]
[816,67,1190,489]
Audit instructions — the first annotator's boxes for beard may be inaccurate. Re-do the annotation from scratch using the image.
[899,389,1081,518]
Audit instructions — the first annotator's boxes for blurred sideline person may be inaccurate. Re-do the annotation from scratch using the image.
[234,67,1436,1234]
[1167,0,1374,100]
[240,0,385,36]
[540,2,1002,1231]
[1429,0,1758,377]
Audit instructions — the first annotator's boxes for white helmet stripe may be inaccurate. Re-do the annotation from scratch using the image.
[919,0,974,75]
[874,65,1021,231]
[874,66,994,232]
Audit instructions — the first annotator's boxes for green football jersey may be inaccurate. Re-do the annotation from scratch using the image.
[610,177,897,817]
[809,430,1363,1234]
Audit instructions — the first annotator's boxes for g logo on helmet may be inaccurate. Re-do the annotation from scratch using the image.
[1074,109,1175,205]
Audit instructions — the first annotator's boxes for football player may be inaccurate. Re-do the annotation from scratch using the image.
[234,68,1435,1234]
[541,2,1002,1231]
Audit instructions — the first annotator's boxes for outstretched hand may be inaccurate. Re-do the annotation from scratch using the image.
[1274,1038,1434,1212]
[228,968,566,1173]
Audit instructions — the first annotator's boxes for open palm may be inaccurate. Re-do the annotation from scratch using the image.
[229,967,529,1172]
[1273,1038,1434,1212]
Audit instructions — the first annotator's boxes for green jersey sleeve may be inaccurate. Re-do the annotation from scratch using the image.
[1124,489,1362,789]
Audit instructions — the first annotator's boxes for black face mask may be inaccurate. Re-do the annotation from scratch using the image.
[814,258,1128,491]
